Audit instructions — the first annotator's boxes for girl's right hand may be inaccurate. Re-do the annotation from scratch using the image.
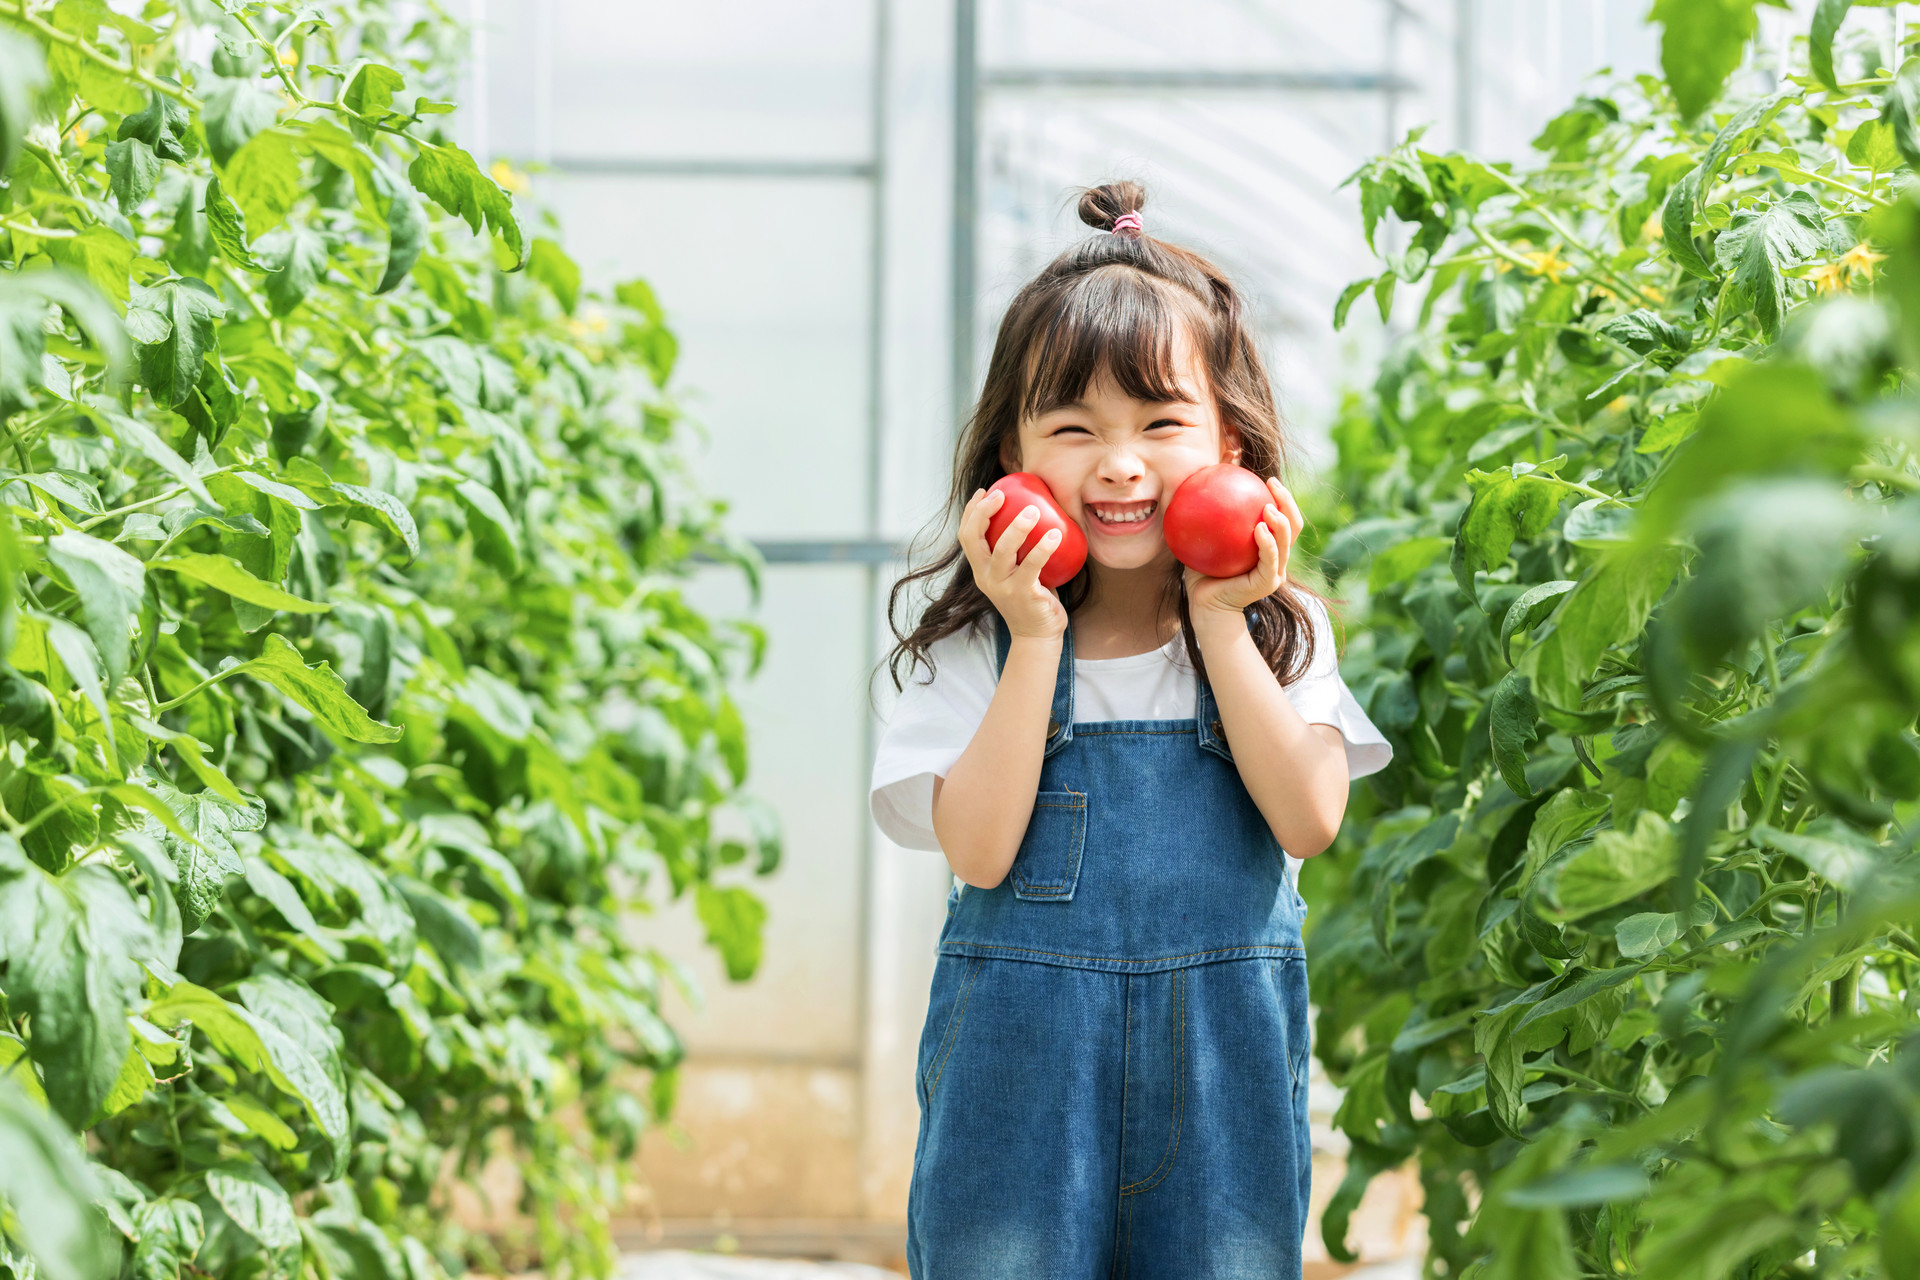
[959,487,1070,641]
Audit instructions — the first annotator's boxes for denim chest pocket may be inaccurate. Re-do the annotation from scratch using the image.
[1010,790,1087,902]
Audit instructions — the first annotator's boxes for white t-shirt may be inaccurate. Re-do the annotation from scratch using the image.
[869,595,1393,855]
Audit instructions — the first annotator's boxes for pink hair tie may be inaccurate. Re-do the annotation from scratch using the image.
[1111,211,1144,235]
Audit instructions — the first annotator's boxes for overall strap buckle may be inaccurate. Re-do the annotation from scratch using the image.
[992,614,1075,756]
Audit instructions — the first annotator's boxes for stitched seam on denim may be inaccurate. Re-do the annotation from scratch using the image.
[925,957,982,1103]
[1275,960,1300,1087]
[1113,972,1133,1245]
[942,942,1304,964]
[1013,792,1086,897]
[1121,968,1185,1194]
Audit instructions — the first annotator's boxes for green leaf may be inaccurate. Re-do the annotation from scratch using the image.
[1520,545,1684,713]
[226,128,302,235]
[0,29,47,179]
[1812,0,1855,92]
[1452,461,1571,601]
[145,981,349,1167]
[1501,580,1576,664]
[374,169,427,295]
[220,1092,298,1151]
[527,238,580,314]
[1714,191,1825,337]
[1489,673,1541,797]
[46,226,135,308]
[1541,811,1678,921]
[1847,117,1902,172]
[1368,535,1450,592]
[151,553,330,614]
[41,617,115,773]
[1333,277,1371,330]
[143,778,264,934]
[694,883,767,981]
[1651,0,1761,120]
[201,76,279,168]
[204,1160,299,1253]
[1639,363,1858,537]
[242,633,403,744]
[45,530,145,683]
[130,277,227,409]
[0,1077,116,1280]
[202,176,264,272]
[105,138,160,213]
[408,142,525,260]
[342,62,406,121]
[1615,901,1713,957]
[204,472,302,633]
[131,1197,203,1280]
[330,482,419,557]
[0,843,154,1127]
[256,224,330,316]
[87,401,214,505]
[454,478,521,575]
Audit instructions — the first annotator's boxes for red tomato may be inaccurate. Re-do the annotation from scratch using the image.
[984,473,1087,588]
[1163,464,1282,578]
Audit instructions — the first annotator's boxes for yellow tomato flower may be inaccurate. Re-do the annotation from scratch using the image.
[277,46,299,66]
[1520,248,1572,282]
[1808,259,1849,294]
[1642,212,1664,241]
[71,126,88,147]
[1841,242,1887,282]
[490,159,530,195]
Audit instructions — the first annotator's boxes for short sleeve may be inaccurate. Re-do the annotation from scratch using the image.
[1283,595,1393,781]
[869,622,999,852]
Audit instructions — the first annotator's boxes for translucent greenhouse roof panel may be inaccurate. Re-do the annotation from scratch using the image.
[544,174,875,543]
[475,0,878,165]
[981,0,1404,77]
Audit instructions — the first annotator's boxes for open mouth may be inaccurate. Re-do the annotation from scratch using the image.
[1086,499,1158,532]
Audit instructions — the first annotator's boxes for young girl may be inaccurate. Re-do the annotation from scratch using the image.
[869,182,1391,1278]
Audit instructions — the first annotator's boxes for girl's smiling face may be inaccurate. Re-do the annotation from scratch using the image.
[1004,326,1239,574]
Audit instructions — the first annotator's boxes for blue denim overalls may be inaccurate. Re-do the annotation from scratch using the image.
[906,616,1313,1280]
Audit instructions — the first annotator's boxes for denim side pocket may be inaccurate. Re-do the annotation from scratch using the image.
[1272,957,1311,1086]
[1010,789,1087,902]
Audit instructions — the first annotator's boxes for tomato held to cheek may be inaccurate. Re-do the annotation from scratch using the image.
[1163,464,1282,579]
[984,473,1088,588]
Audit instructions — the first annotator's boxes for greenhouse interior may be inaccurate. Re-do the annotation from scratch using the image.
[3,0,1920,1276]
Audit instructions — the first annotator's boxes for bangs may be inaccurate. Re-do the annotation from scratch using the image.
[1021,266,1212,419]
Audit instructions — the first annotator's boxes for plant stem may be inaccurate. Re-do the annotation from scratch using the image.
[14,785,111,839]
[152,664,250,713]
[0,0,197,108]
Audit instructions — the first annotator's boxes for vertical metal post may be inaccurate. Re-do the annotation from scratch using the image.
[856,0,889,1217]
[952,0,979,433]
[1455,0,1475,152]
[1384,0,1402,148]
[533,0,553,166]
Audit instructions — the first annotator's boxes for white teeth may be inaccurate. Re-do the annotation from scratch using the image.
[1091,502,1155,525]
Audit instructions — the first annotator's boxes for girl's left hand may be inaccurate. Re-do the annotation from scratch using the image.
[1184,476,1303,619]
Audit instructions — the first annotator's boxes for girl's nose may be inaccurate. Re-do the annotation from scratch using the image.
[1098,444,1145,483]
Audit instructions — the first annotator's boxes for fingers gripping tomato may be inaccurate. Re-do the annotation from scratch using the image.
[1163,464,1283,579]
[984,473,1088,588]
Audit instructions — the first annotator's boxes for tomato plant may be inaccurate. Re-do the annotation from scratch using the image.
[0,5,773,1280]
[1306,4,1920,1276]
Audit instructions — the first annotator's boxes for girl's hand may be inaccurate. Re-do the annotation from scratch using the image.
[1185,476,1303,621]
[960,487,1070,640]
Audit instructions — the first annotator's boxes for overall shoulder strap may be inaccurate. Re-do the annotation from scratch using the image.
[1192,634,1235,763]
[991,612,1076,757]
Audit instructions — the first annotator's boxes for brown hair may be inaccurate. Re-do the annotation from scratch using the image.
[883,180,1320,694]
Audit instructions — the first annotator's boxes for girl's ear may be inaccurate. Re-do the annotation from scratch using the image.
[998,435,1022,475]
[1222,422,1244,467]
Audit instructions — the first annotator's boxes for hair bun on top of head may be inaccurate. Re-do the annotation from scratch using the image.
[1078,181,1148,235]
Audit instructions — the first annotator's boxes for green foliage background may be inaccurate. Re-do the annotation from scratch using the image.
[0,2,774,1279]
[1304,3,1920,1276]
